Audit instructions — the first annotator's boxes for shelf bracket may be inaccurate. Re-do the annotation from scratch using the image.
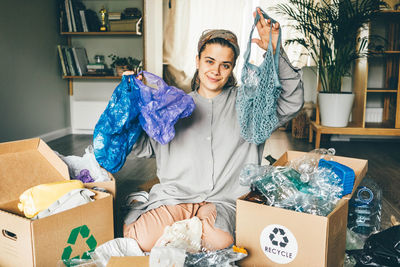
[68,79,73,96]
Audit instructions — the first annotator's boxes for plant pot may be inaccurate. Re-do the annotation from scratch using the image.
[318,92,355,127]
[115,65,130,76]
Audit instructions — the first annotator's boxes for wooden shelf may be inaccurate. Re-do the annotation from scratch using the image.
[63,76,121,80]
[378,10,400,14]
[309,121,400,148]
[367,89,398,93]
[61,31,142,36]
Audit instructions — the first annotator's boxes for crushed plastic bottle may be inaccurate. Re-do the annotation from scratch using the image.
[347,177,382,238]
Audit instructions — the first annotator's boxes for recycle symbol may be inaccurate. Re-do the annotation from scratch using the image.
[269,227,289,248]
[61,225,97,262]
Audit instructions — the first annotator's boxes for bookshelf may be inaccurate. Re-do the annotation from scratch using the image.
[309,10,400,148]
[58,0,145,133]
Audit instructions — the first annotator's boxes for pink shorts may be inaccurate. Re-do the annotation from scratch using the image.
[123,202,233,252]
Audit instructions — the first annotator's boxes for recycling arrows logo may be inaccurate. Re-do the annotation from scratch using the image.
[260,224,298,264]
[62,225,97,261]
[269,227,289,248]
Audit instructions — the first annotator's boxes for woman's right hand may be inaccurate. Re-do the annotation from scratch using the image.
[122,71,142,80]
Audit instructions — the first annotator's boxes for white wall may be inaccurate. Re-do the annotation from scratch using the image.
[0,0,71,142]
[144,0,163,76]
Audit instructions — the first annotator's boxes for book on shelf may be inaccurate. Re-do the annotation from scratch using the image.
[61,0,89,32]
[60,46,71,76]
[108,12,122,20]
[79,10,88,32]
[57,45,67,76]
[86,68,114,76]
[68,0,77,32]
[57,45,89,76]
[87,63,106,70]
[72,47,89,76]
[64,0,72,32]
[64,47,76,76]
[85,9,101,32]
[109,18,142,33]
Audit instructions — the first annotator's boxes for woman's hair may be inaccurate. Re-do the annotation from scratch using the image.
[191,38,238,91]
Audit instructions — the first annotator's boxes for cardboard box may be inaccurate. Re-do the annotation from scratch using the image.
[107,256,149,267]
[109,18,141,34]
[85,172,116,198]
[0,138,114,267]
[236,151,368,267]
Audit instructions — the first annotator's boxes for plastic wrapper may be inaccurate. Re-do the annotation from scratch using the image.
[346,229,366,251]
[93,75,142,173]
[57,258,99,267]
[185,246,248,267]
[155,217,202,253]
[135,71,195,145]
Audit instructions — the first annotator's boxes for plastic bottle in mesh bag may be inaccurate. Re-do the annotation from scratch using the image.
[347,177,382,237]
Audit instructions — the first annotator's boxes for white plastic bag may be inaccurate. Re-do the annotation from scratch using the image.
[56,145,110,182]
[149,247,186,267]
[155,216,202,253]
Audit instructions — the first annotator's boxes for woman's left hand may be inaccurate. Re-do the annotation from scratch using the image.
[251,7,280,54]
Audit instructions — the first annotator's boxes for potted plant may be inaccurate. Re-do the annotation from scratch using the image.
[275,0,385,127]
[108,54,142,76]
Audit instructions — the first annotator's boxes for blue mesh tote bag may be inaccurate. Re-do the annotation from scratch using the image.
[236,8,282,145]
[93,75,142,173]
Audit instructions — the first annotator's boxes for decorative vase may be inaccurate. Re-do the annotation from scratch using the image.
[318,92,355,127]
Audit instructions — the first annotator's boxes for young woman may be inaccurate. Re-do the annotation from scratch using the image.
[123,8,304,252]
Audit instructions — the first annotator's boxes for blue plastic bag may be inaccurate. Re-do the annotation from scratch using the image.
[93,75,142,173]
[135,71,195,145]
[236,7,282,144]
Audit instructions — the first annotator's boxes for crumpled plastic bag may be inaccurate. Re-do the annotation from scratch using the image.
[56,146,110,182]
[347,225,400,266]
[150,247,187,267]
[155,216,202,253]
[93,75,142,173]
[185,246,248,267]
[135,71,195,145]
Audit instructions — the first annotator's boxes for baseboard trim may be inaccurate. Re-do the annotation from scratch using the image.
[71,129,94,135]
[331,134,400,142]
[39,127,72,142]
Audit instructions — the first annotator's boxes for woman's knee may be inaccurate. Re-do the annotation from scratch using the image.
[123,221,159,252]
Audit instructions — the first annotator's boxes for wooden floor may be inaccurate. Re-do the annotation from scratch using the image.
[48,131,400,237]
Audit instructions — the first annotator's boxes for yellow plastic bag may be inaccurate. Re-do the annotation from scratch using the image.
[18,180,84,218]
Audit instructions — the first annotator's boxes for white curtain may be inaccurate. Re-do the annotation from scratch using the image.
[163,0,309,91]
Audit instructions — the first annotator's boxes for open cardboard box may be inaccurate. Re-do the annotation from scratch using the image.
[236,151,368,267]
[0,138,114,267]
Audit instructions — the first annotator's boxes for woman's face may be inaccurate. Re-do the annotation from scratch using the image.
[196,43,235,98]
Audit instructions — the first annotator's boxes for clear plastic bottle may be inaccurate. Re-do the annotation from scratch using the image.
[347,177,382,237]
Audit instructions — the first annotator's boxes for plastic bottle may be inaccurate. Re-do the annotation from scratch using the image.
[347,177,382,237]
